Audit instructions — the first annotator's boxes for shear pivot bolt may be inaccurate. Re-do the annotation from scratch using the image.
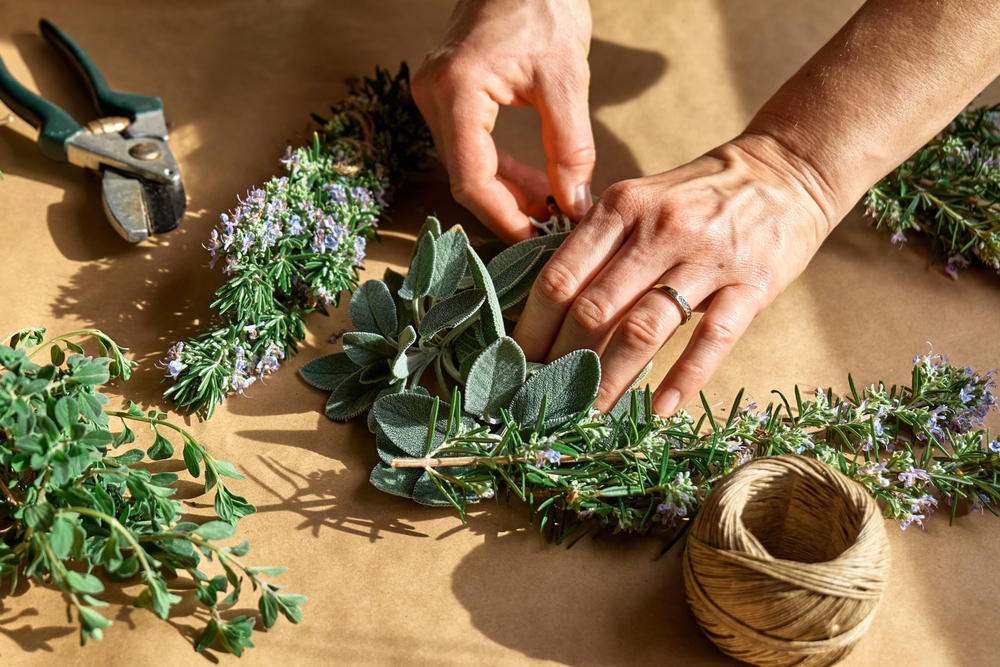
[129,142,161,160]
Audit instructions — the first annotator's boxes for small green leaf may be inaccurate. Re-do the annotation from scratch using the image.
[194,521,237,540]
[509,349,601,427]
[259,594,279,629]
[182,441,202,477]
[53,396,78,430]
[430,225,469,299]
[65,571,105,595]
[369,462,423,497]
[464,337,527,424]
[147,432,174,461]
[466,247,503,344]
[418,289,485,339]
[195,620,219,652]
[350,280,398,339]
[399,232,437,300]
[342,332,397,366]
[50,344,65,366]
[214,459,245,480]
[71,361,111,386]
[299,352,361,392]
[49,517,75,559]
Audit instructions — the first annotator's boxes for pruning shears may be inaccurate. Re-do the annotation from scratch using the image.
[0,19,185,242]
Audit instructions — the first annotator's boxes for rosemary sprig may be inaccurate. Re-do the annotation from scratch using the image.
[163,65,432,418]
[864,104,1000,277]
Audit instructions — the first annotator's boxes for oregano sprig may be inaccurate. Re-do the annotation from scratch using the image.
[1,327,305,653]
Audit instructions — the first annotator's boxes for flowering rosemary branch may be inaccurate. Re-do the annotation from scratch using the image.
[1,327,304,653]
[163,65,432,418]
[864,103,1000,278]
[302,217,998,543]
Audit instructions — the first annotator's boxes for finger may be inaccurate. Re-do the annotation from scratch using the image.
[545,233,677,362]
[440,87,537,244]
[533,66,596,220]
[593,272,714,412]
[652,287,758,415]
[511,194,634,361]
[497,150,551,220]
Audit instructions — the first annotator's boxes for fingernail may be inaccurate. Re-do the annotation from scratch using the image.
[573,183,592,219]
[657,388,681,415]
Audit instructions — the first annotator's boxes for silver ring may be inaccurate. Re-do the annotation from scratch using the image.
[652,284,692,325]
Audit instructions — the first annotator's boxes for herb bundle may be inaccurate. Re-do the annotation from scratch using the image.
[163,65,432,418]
[303,221,999,541]
[1,327,304,654]
[865,104,1000,278]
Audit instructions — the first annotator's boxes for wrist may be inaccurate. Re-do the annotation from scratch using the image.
[726,129,849,237]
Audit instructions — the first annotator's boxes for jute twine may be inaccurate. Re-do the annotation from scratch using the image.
[683,455,890,667]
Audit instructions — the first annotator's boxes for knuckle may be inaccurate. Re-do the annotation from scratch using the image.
[699,317,739,350]
[599,180,643,220]
[557,143,597,171]
[569,294,615,335]
[535,260,582,306]
[618,310,666,350]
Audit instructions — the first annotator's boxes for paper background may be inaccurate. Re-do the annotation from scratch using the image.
[1,1,999,665]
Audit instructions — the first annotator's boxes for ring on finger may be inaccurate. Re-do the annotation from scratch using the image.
[651,284,692,324]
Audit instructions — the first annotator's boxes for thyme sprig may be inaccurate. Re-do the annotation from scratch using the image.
[1,327,305,654]
[865,103,1000,277]
[303,218,998,541]
[163,65,432,418]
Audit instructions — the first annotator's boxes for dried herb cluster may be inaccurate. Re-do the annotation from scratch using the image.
[865,104,1000,278]
[1,327,304,654]
[164,65,432,418]
[303,222,999,542]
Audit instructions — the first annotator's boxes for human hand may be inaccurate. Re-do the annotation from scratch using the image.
[511,134,839,414]
[412,0,595,244]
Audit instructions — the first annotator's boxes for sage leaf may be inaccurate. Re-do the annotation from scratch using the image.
[391,326,417,380]
[383,267,413,334]
[350,280,398,339]
[399,232,436,300]
[412,470,479,507]
[373,393,473,457]
[464,337,526,423]
[509,349,601,427]
[369,462,423,498]
[299,352,361,392]
[466,247,503,344]
[430,226,469,299]
[417,215,442,242]
[325,367,384,420]
[418,289,485,339]
[342,332,397,366]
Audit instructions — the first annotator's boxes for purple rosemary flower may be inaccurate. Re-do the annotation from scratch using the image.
[959,384,976,403]
[890,230,907,245]
[354,237,367,264]
[288,214,305,236]
[166,359,183,380]
[537,448,562,465]
[945,255,969,280]
[898,466,930,488]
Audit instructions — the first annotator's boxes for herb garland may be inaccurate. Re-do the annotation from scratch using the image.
[163,65,432,418]
[302,222,998,541]
[1,327,304,654]
[865,103,1000,278]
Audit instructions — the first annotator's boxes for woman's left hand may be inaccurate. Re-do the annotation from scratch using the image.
[511,133,839,414]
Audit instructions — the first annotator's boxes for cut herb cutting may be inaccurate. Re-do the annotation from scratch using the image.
[0,327,305,655]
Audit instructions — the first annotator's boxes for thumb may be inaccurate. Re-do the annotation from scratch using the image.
[534,68,596,220]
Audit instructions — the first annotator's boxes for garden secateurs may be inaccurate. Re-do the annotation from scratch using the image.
[0,19,185,242]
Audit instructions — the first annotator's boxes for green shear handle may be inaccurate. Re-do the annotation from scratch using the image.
[0,19,163,162]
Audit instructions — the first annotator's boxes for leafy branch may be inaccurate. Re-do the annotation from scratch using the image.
[302,217,999,543]
[0,327,305,653]
[865,103,1000,277]
[163,64,433,418]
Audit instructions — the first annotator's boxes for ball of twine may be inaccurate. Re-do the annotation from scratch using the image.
[683,455,890,667]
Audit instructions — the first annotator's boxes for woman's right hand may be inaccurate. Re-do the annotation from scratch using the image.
[411,0,596,244]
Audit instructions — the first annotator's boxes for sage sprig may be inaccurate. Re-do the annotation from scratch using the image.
[865,103,1000,278]
[163,65,432,418]
[303,220,998,540]
[1,327,305,654]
